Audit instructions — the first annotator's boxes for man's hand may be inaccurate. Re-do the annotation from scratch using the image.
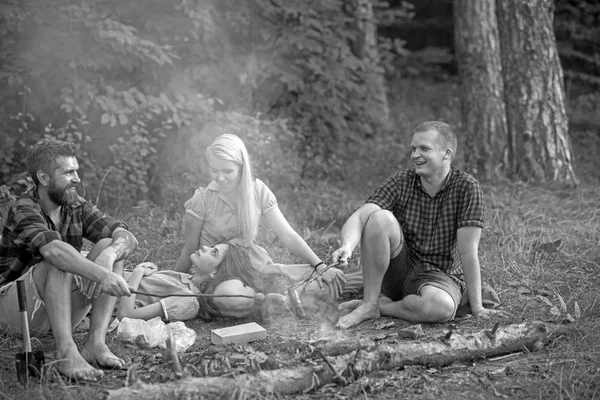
[331,245,353,266]
[317,266,347,298]
[473,307,510,319]
[82,249,117,299]
[99,272,131,298]
[134,262,158,277]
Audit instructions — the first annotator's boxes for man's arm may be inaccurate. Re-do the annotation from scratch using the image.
[458,226,508,319]
[39,240,130,297]
[457,226,484,313]
[82,227,137,298]
[331,203,382,265]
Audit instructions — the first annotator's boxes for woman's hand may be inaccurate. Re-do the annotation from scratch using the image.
[316,265,347,298]
[135,262,158,277]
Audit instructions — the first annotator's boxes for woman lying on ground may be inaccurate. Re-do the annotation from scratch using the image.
[174,133,345,293]
[117,239,362,322]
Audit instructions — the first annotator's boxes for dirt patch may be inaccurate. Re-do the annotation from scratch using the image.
[0,301,571,400]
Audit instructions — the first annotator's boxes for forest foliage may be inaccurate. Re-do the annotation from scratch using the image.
[0,0,399,207]
[0,0,598,209]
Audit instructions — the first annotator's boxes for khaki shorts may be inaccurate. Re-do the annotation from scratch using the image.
[0,264,86,337]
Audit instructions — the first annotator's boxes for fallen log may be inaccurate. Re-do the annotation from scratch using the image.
[107,321,552,400]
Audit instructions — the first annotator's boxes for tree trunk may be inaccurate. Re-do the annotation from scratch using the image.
[496,0,578,184]
[107,321,551,400]
[354,0,389,125]
[454,0,508,180]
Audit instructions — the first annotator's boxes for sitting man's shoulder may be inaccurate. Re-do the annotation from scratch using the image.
[451,168,481,186]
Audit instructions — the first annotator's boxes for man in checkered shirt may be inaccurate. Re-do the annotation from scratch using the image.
[0,139,138,380]
[332,121,508,329]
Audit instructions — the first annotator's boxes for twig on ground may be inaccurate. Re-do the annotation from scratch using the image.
[314,348,347,385]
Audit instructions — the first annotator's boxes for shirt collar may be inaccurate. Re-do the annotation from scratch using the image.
[207,180,235,209]
[414,167,454,197]
[439,167,454,193]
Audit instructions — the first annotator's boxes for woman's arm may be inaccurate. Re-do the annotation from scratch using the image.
[116,264,164,321]
[174,215,204,273]
[263,208,346,295]
[263,208,322,266]
[266,263,312,281]
[260,262,346,298]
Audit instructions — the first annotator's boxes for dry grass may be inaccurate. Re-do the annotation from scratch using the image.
[1,179,599,400]
[1,80,599,399]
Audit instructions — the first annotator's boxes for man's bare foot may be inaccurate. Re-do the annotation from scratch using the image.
[56,344,103,381]
[337,299,363,312]
[336,302,380,329]
[81,342,126,370]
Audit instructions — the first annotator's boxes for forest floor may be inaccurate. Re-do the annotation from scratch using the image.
[1,79,599,399]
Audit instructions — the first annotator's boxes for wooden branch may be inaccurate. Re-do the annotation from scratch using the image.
[107,321,552,400]
[165,332,184,379]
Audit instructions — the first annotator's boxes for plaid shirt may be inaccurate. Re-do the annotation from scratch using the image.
[366,167,484,285]
[0,188,127,286]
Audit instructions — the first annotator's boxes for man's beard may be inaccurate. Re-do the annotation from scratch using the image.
[48,181,78,206]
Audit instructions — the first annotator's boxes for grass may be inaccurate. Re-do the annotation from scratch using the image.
[1,79,599,399]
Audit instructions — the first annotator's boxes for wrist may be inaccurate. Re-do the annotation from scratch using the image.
[313,261,325,270]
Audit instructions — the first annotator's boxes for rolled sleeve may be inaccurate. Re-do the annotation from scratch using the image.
[366,173,405,211]
[159,297,199,322]
[81,203,127,242]
[457,181,484,229]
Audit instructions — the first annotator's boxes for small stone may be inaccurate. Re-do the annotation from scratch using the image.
[397,324,424,339]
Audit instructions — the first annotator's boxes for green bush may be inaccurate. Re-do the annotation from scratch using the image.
[0,0,396,209]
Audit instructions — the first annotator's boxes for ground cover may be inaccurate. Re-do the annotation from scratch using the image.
[1,80,598,399]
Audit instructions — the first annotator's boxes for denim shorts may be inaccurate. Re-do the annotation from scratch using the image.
[381,246,463,319]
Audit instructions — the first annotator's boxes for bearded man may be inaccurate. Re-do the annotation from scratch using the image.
[0,138,137,381]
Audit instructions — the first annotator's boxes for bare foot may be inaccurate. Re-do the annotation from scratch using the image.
[337,299,363,312]
[81,342,126,370]
[336,302,380,329]
[56,344,103,381]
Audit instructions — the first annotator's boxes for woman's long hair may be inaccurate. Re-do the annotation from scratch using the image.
[199,241,256,316]
[206,134,260,243]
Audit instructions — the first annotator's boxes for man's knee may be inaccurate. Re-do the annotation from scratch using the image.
[365,210,397,231]
[32,260,74,297]
[363,210,403,252]
[365,210,400,238]
[86,238,112,260]
[420,286,455,323]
